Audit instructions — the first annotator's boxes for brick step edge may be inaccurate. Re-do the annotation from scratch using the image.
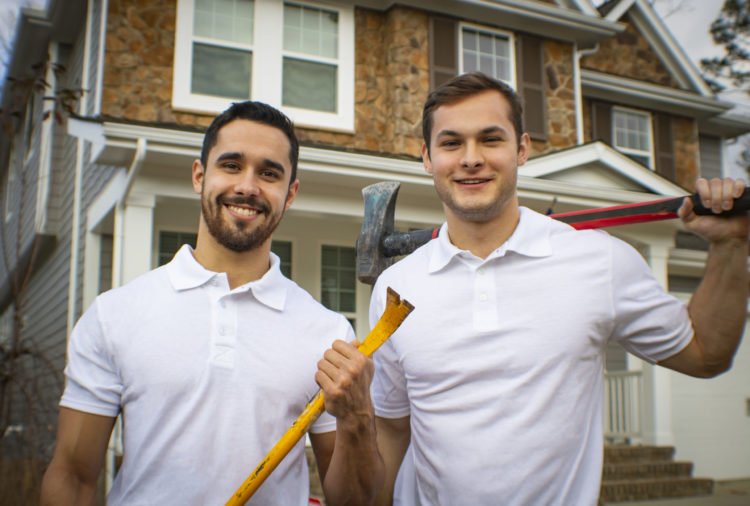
[602,461,693,480]
[600,477,714,503]
[604,445,675,463]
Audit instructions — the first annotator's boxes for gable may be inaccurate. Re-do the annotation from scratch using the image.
[520,141,687,196]
[593,0,712,95]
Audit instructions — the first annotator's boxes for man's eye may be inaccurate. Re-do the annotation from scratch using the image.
[261,169,280,179]
[222,162,240,170]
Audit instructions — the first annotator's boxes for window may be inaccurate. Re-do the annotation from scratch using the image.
[158,231,197,266]
[271,240,292,278]
[459,24,515,89]
[320,245,356,330]
[612,107,653,168]
[174,0,354,130]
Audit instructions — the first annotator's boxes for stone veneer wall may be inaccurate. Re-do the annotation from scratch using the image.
[103,0,215,128]
[581,14,678,89]
[537,39,577,155]
[673,116,699,189]
[101,1,428,158]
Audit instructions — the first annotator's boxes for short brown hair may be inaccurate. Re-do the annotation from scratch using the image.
[422,72,524,153]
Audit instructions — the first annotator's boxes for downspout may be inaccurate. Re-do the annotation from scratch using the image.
[105,136,147,494]
[67,0,95,337]
[35,41,58,234]
[573,42,599,145]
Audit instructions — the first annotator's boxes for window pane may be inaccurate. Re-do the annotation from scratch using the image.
[480,54,494,75]
[271,240,292,278]
[320,245,356,314]
[283,58,336,112]
[159,231,197,266]
[463,52,477,72]
[461,27,511,84]
[284,3,338,58]
[192,43,251,99]
[194,0,253,45]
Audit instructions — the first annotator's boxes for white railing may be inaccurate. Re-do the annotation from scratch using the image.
[603,370,642,443]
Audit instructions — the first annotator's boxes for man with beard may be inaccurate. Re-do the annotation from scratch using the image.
[41,101,384,506]
[369,73,748,505]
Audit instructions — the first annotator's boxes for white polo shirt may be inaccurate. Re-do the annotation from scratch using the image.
[370,207,693,506]
[62,245,354,506]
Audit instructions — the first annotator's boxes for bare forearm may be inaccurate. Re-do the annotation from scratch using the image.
[688,237,749,375]
[41,464,98,506]
[323,414,385,506]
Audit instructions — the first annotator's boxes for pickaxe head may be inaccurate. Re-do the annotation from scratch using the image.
[356,182,400,285]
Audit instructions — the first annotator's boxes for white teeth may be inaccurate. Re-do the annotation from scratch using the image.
[461,179,485,184]
[227,205,259,216]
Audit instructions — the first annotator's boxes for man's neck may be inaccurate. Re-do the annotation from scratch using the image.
[444,205,520,260]
[192,236,272,289]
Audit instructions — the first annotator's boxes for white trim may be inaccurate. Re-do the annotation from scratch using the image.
[611,106,654,170]
[458,21,517,90]
[94,0,108,117]
[35,42,58,235]
[173,0,355,131]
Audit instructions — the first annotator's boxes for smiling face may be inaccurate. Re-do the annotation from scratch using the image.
[192,119,299,254]
[422,90,530,227]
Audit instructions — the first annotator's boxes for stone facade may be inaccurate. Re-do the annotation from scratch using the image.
[537,39,577,155]
[581,14,678,89]
[297,6,429,158]
[673,116,699,189]
[101,1,428,158]
[103,0,214,129]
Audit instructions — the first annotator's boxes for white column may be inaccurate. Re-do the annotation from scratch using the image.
[120,192,156,285]
[641,240,675,445]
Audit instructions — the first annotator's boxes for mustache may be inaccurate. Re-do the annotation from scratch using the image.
[217,195,270,214]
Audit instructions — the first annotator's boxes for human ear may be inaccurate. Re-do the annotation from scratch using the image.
[422,143,433,175]
[191,159,204,195]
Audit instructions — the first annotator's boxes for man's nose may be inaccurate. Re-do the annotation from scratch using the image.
[233,171,261,196]
[461,141,484,169]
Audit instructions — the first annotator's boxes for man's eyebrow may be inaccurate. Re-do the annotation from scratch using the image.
[261,158,286,174]
[435,125,508,138]
[215,151,244,163]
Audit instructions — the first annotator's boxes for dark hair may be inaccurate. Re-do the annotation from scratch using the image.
[422,72,524,153]
[200,101,300,183]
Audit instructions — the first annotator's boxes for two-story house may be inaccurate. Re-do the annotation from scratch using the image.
[2,0,749,500]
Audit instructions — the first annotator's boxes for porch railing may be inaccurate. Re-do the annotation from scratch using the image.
[603,370,642,442]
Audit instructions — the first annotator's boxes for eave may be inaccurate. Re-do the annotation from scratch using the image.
[582,70,732,119]
[358,0,624,45]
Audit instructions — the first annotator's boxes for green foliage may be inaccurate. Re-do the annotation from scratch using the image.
[701,0,750,92]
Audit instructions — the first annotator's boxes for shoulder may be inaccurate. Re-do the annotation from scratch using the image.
[95,266,170,310]
[283,277,352,328]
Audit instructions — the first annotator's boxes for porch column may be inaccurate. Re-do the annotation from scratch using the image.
[114,192,155,286]
[641,239,675,445]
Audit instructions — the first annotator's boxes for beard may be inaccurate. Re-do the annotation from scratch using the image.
[201,192,284,252]
[434,172,518,223]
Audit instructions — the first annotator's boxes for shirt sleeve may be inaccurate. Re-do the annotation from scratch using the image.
[309,314,357,434]
[369,278,410,419]
[608,236,693,363]
[60,298,122,417]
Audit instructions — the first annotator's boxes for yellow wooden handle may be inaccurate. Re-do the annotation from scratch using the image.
[226,287,413,505]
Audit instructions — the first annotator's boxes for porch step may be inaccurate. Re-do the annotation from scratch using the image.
[600,445,714,503]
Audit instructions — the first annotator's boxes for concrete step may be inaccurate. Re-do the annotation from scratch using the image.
[603,461,694,480]
[600,477,714,503]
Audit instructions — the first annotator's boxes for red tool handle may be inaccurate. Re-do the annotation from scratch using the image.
[550,188,750,230]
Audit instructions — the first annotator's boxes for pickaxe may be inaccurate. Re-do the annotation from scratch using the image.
[356,181,750,284]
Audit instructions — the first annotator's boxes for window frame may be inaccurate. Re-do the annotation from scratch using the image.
[173,0,354,131]
[319,243,357,330]
[611,106,654,169]
[458,22,517,90]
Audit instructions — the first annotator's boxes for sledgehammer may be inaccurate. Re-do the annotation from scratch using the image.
[356,181,750,284]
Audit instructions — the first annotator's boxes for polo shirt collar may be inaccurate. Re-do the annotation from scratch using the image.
[166,244,287,310]
[428,207,553,273]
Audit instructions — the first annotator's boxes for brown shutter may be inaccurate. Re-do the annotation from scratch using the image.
[591,101,612,144]
[429,16,457,91]
[516,34,546,140]
[653,113,675,181]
